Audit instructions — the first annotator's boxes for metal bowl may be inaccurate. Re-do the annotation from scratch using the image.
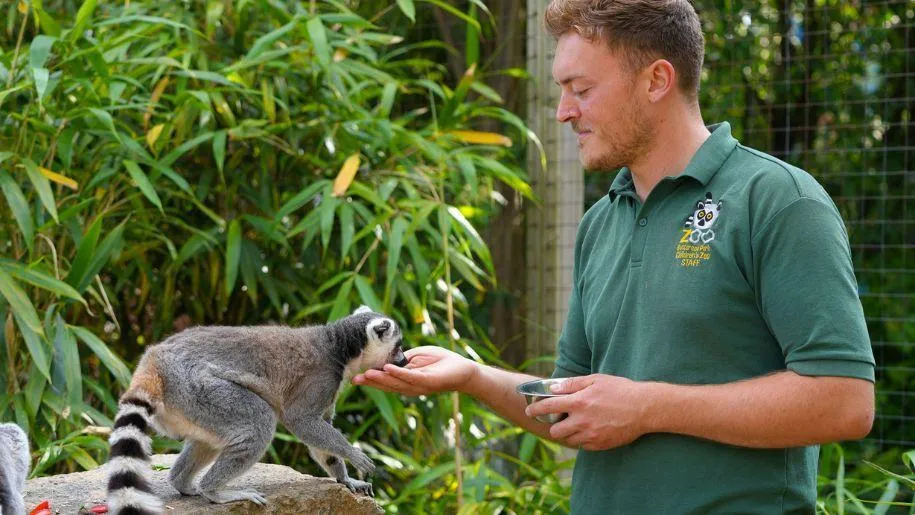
[516,378,569,424]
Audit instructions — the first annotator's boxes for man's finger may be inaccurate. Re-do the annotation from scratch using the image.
[404,346,437,359]
[549,374,596,394]
[550,416,582,441]
[382,363,428,383]
[563,432,587,448]
[355,369,418,394]
[525,394,577,418]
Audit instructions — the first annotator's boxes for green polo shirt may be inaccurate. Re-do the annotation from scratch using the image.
[553,122,875,514]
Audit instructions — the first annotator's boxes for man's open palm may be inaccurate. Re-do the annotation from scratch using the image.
[352,346,477,396]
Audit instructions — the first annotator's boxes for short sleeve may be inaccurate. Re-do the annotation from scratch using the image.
[553,227,593,379]
[753,197,875,381]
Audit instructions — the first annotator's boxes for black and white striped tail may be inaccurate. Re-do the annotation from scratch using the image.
[107,397,163,515]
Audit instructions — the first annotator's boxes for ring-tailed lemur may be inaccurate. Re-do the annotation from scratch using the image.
[0,422,30,515]
[684,192,723,230]
[106,306,407,515]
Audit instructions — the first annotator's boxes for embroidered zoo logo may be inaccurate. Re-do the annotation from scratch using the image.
[676,192,723,267]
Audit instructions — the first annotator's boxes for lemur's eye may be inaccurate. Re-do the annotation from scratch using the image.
[706,212,713,220]
[697,210,706,219]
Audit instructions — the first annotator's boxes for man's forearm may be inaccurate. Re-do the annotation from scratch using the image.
[644,370,874,448]
[462,364,555,439]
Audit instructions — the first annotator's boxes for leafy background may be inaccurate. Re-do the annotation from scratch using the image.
[0,0,912,513]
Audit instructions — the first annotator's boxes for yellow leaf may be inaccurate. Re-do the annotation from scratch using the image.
[448,130,513,147]
[39,167,78,190]
[144,77,169,128]
[226,71,247,86]
[146,124,164,148]
[17,1,27,14]
[332,48,348,62]
[261,79,275,123]
[458,205,482,218]
[332,154,361,197]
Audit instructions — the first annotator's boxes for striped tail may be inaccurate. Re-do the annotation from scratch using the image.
[106,397,163,515]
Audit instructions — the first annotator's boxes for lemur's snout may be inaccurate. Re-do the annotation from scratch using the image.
[391,346,408,367]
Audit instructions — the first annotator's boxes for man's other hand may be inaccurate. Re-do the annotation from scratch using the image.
[525,374,652,451]
[352,345,478,396]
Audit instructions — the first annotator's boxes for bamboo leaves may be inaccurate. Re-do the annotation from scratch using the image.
[123,160,162,212]
[0,170,34,251]
[0,269,50,381]
[306,17,331,68]
[397,0,416,22]
[0,0,538,487]
[22,157,58,222]
[225,219,242,297]
[70,326,131,388]
[67,0,97,43]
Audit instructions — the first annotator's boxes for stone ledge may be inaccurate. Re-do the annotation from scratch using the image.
[24,454,383,514]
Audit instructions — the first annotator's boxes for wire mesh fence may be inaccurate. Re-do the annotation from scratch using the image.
[696,0,915,449]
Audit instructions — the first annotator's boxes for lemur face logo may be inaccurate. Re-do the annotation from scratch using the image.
[685,192,723,230]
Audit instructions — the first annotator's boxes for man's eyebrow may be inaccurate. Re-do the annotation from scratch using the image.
[554,74,585,86]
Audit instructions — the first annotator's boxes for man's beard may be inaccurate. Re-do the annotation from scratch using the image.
[579,107,653,172]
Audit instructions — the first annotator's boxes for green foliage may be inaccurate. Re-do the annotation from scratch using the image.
[817,444,915,514]
[0,0,564,510]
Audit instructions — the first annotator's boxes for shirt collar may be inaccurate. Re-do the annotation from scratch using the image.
[608,122,738,200]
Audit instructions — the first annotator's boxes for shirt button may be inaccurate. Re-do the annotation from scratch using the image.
[638,218,648,227]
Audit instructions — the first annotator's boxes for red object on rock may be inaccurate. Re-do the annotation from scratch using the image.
[30,500,51,515]
[89,505,109,513]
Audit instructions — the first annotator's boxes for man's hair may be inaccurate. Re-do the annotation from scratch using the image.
[545,0,705,99]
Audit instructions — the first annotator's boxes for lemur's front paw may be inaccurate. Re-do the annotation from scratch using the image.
[349,449,375,477]
[339,477,374,497]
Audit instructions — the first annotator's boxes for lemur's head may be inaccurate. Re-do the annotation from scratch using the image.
[685,192,723,230]
[348,306,407,371]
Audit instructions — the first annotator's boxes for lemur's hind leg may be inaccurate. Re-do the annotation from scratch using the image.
[169,439,219,496]
[176,376,276,506]
[309,447,374,496]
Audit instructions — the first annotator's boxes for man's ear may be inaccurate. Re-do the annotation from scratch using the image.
[646,58,676,103]
[353,305,373,315]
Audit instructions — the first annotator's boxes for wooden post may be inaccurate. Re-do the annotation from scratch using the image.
[525,0,584,377]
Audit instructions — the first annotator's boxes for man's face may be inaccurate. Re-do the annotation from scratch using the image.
[552,33,653,171]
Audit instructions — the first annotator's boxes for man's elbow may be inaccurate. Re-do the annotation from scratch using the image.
[838,382,875,440]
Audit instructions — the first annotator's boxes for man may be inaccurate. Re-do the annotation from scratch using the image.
[354,0,876,512]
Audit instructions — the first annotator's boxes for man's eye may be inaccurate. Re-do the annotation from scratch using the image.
[573,88,590,97]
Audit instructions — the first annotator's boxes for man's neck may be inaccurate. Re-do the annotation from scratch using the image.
[629,109,711,202]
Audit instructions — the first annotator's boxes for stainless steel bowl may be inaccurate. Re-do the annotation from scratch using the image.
[516,378,569,424]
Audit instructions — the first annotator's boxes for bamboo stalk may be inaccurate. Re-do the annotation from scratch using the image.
[440,183,463,508]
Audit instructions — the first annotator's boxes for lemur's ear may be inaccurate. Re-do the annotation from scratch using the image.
[353,305,373,315]
[373,320,391,338]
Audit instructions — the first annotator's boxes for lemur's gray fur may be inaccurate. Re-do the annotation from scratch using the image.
[0,422,29,515]
[106,306,407,515]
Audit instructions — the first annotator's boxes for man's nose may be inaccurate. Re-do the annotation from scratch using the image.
[556,93,579,123]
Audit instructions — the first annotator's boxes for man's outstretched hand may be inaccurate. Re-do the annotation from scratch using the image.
[352,346,478,396]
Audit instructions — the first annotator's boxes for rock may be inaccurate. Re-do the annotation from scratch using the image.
[24,454,383,514]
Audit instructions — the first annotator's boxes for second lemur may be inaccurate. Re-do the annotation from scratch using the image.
[106,306,408,515]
